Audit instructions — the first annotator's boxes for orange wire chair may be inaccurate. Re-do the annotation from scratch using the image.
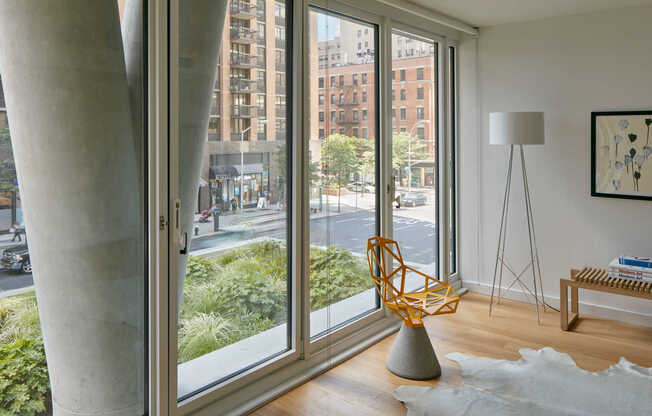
[366,236,460,328]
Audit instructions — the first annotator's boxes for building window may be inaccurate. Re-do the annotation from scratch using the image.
[330,75,336,87]
[417,107,424,120]
[400,89,406,100]
[352,74,358,85]
[392,108,396,120]
[352,92,358,104]
[330,128,336,135]
[392,89,395,101]
[392,70,395,81]
[357,42,361,49]
[400,69,406,81]
[417,87,424,100]
[331,94,335,104]
[362,109,367,120]
[319,77,324,88]
[339,93,344,104]
[400,107,406,120]
[339,127,345,134]
[339,110,344,121]
[417,126,425,139]
[353,127,358,137]
[362,91,367,103]
[331,111,336,122]
[353,110,358,121]
[417,67,424,80]
[319,111,324,122]
[400,126,407,132]
[319,128,325,139]
[362,127,368,138]
[319,94,324,105]
[362,73,367,84]
[339,75,344,86]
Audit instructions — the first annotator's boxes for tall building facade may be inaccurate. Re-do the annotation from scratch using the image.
[312,28,438,188]
[200,0,289,212]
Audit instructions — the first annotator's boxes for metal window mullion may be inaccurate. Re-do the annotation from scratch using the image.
[149,0,170,414]
[438,39,449,284]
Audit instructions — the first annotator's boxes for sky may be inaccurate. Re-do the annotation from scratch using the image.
[317,14,340,41]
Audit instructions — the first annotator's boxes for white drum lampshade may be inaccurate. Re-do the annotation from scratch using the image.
[489,112,545,145]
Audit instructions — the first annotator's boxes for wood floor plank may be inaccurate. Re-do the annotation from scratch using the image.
[252,292,652,415]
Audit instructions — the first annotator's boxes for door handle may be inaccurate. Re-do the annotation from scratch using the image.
[179,231,188,255]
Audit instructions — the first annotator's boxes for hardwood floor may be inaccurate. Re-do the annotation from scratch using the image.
[252,292,652,416]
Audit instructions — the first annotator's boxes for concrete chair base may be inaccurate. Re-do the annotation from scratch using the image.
[386,323,441,380]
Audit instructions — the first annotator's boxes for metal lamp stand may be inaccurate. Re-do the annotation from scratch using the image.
[489,144,546,323]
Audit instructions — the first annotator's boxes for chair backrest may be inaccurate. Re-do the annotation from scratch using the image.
[366,236,407,303]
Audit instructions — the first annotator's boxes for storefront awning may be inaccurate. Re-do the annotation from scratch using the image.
[209,163,265,179]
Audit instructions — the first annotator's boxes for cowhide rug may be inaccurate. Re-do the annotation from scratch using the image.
[393,347,652,416]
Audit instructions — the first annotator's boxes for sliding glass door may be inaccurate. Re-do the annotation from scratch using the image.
[306,7,380,339]
[172,0,293,400]
[391,30,440,291]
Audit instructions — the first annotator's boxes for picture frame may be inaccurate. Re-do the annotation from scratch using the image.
[591,110,652,201]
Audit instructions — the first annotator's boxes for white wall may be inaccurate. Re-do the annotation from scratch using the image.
[459,5,652,324]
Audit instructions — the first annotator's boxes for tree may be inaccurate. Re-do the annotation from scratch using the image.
[0,128,17,195]
[392,132,426,186]
[321,134,360,212]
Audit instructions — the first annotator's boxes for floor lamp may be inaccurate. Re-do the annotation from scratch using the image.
[488,112,546,323]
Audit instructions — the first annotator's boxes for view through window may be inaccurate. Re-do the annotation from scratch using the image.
[308,9,380,338]
[176,0,292,399]
[391,31,439,291]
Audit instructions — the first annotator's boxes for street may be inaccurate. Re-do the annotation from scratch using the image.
[0,189,439,295]
[277,209,437,265]
[0,233,33,295]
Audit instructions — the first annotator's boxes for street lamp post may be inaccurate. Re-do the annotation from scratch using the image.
[240,125,252,215]
[407,120,430,192]
[240,120,266,215]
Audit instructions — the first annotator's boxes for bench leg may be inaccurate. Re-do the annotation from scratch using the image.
[561,280,569,330]
[569,285,579,329]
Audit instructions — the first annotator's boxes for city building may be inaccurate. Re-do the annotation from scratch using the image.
[200,0,289,212]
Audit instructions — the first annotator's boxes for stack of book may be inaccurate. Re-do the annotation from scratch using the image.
[608,256,652,282]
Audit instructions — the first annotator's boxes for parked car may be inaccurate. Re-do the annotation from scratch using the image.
[1,243,31,273]
[346,182,374,193]
[401,192,427,207]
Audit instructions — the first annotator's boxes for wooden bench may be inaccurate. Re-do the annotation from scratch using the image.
[560,268,652,331]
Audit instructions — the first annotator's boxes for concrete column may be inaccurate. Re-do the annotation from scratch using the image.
[177,1,228,304]
[0,2,143,415]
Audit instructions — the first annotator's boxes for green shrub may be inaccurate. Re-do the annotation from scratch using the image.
[177,312,274,363]
[185,256,219,284]
[178,241,371,364]
[310,247,373,311]
[0,294,50,416]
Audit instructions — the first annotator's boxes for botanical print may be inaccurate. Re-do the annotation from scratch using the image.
[595,113,652,198]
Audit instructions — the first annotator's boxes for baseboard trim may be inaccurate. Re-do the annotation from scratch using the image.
[463,280,652,329]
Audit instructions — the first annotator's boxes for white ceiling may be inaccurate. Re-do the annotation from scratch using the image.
[409,0,652,27]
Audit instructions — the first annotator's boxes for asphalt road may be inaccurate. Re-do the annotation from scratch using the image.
[273,209,437,265]
[0,269,33,292]
[0,208,437,296]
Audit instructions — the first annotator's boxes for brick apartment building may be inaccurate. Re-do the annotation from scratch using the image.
[199,0,290,212]
[312,54,438,188]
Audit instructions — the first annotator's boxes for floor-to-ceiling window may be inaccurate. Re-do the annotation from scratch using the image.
[391,31,440,291]
[307,8,380,339]
[174,0,293,400]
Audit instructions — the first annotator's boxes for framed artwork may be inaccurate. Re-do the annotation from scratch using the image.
[592,111,652,200]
